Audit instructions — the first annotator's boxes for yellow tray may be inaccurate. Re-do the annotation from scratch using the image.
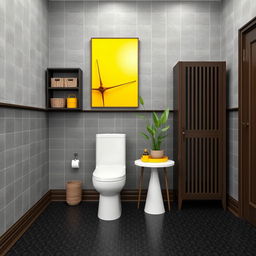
[141,156,169,163]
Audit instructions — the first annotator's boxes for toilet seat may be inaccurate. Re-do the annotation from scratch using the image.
[93,165,126,182]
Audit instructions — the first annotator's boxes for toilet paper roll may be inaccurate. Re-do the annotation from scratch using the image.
[71,159,79,169]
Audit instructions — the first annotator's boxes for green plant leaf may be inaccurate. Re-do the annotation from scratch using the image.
[153,112,160,128]
[157,134,168,141]
[160,109,170,125]
[161,126,170,132]
[140,132,150,140]
[139,96,144,106]
[147,125,155,136]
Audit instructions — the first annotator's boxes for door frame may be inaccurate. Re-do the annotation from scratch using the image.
[238,16,256,217]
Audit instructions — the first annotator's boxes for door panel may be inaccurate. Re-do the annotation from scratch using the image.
[241,22,256,226]
[250,40,256,208]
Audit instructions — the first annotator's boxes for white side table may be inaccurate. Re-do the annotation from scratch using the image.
[134,159,175,215]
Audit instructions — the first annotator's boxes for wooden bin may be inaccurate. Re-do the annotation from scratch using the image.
[51,78,64,87]
[66,181,82,206]
[64,78,77,87]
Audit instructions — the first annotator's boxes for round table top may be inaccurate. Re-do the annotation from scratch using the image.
[134,159,175,168]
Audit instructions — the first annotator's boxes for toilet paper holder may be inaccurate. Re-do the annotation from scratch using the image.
[71,153,80,169]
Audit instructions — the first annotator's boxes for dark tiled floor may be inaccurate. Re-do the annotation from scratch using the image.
[7,202,256,256]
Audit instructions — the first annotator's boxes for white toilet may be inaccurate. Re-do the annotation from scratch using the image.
[92,134,126,221]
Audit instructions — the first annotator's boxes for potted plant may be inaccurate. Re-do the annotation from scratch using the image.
[138,96,170,159]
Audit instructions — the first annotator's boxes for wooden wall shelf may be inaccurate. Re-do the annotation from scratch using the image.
[46,68,83,111]
[48,87,79,91]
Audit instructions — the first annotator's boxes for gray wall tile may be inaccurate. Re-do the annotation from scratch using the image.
[1,0,48,108]
[228,111,238,200]
[49,1,221,111]
[49,112,173,191]
[0,108,48,236]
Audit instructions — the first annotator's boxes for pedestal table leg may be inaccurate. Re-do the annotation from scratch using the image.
[145,168,165,215]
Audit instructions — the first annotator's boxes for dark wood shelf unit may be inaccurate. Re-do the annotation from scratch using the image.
[46,68,83,111]
[48,108,82,111]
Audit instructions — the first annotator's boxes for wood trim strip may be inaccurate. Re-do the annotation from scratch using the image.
[0,191,51,256]
[80,109,173,112]
[0,101,238,113]
[0,102,46,111]
[0,102,170,113]
[50,189,174,202]
[227,195,239,217]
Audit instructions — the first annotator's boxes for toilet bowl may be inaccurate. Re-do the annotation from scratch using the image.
[92,134,126,221]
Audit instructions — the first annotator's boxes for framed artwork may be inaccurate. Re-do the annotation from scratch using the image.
[91,38,139,107]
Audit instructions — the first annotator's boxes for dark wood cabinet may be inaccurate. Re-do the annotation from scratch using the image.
[173,62,226,209]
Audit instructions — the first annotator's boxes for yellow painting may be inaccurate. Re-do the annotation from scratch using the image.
[91,38,139,107]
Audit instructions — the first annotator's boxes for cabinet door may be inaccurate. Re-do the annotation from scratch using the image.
[180,63,226,205]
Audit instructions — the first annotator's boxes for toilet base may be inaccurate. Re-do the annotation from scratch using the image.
[98,194,121,221]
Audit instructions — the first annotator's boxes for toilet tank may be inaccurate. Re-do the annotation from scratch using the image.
[96,134,126,166]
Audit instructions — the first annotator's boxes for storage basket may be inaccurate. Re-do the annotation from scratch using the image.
[64,78,77,87]
[51,78,64,87]
[66,181,82,206]
[50,98,65,108]
[67,94,78,108]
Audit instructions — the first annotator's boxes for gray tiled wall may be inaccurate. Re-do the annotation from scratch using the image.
[0,108,49,236]
[48,0,222,192]
[49,112,173,191]
[0,0,48,108]
[228,111,238,201]
[49,1,222,110]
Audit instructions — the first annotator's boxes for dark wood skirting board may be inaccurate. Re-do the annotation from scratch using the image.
[227,195,239,217]
[0,191,51,256]
[50,189,174,202]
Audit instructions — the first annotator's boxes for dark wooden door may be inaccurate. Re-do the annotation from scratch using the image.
[178,62,226,209]
[240,19,256,226]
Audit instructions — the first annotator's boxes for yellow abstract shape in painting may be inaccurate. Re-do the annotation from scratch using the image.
[91,38,139,107]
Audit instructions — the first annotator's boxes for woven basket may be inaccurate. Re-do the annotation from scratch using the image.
[50,98,65,108]
[64,78,77,88]
[66,181,82,206]
[51,78,64,87]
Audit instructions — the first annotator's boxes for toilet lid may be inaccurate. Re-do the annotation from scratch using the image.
[93,165,126,182]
